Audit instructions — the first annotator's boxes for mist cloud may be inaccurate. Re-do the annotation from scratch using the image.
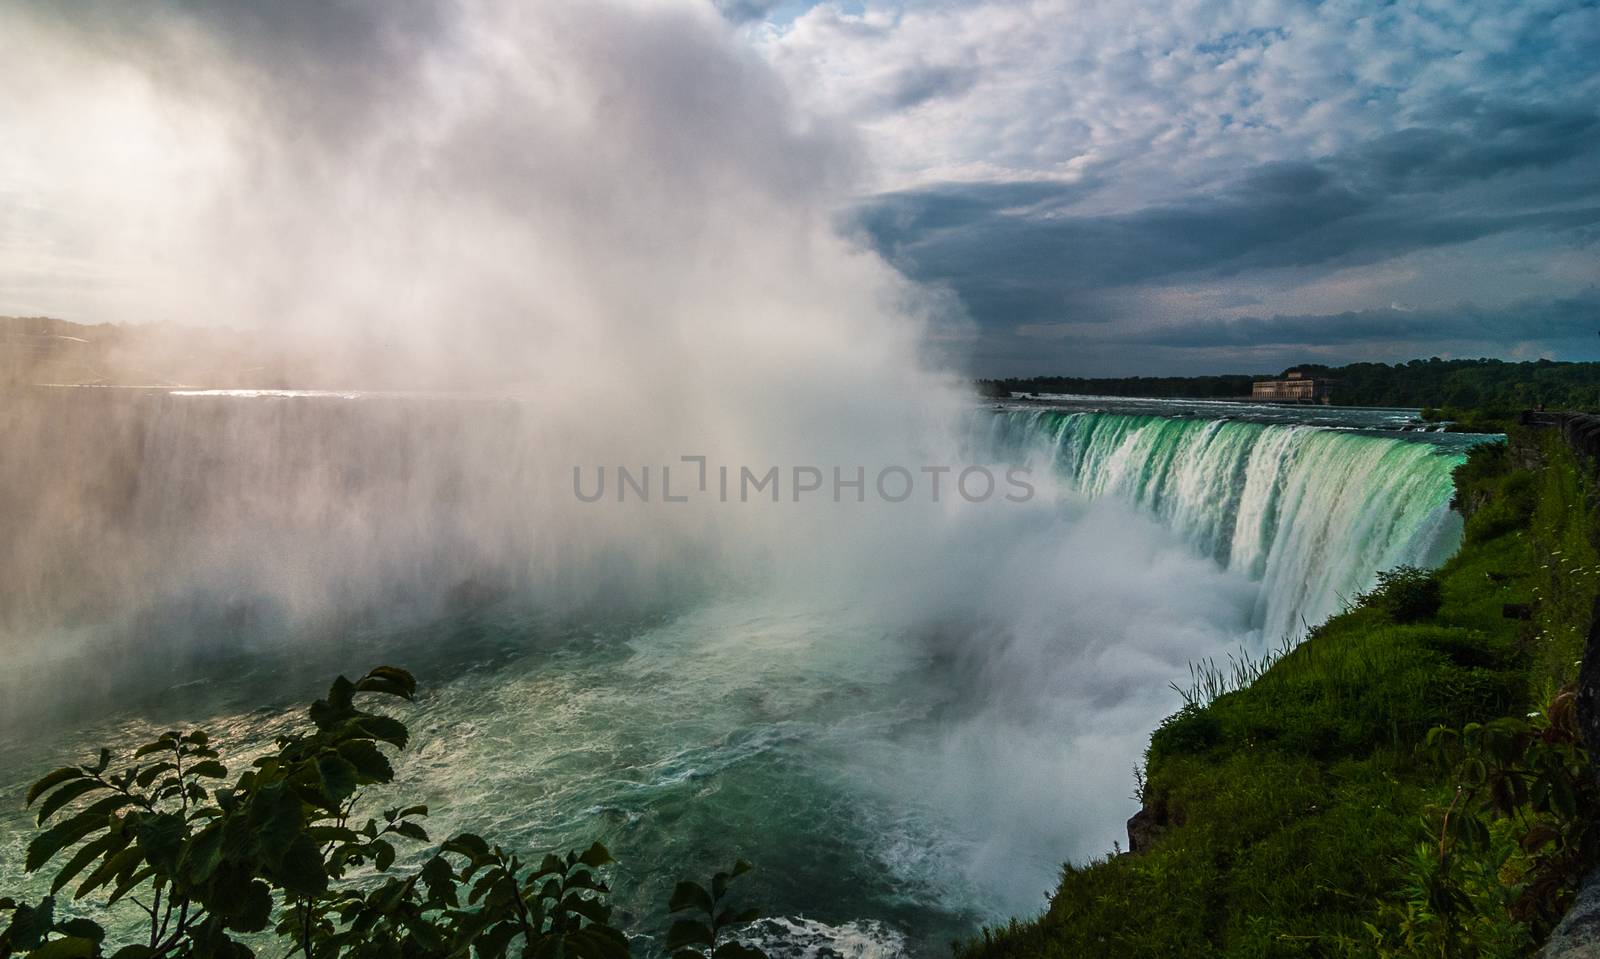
[0,0,983,654]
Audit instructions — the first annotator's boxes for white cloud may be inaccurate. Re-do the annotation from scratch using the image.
[748,0,1600,200]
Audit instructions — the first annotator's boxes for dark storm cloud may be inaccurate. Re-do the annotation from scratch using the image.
[1358,99,1600,192]
[1123,288,1600,349]
[855,99,1600,341]
[986,289,1600,378]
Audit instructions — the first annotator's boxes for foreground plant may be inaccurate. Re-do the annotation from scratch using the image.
[0,667,768,959]
[1366,684,1597,957]
[664,862,762,959]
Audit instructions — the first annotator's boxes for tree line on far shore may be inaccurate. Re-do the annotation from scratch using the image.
[979,356,1600,411]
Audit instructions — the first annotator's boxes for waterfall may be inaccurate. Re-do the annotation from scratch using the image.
[980,409,1472,639]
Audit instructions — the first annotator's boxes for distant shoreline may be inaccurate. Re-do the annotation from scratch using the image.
[976,356,1600,412]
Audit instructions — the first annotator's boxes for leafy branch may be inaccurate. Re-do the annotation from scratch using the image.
[0,667,771,959]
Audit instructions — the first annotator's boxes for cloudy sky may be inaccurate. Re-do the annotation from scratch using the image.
[732,0,1600,374]
[3,0,1598,377]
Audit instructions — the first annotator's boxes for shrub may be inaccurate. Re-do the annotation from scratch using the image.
[1148,704,1221,761]
[0,667,767,959]
[1366,686,1599,956]
[1359,566,1443,624]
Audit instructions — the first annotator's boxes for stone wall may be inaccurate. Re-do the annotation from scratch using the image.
[1521,412,1600,464]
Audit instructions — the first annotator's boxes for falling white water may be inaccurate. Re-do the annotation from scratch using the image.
[980,407,1473,639]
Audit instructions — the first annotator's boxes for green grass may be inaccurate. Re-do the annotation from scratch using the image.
[957,429,1597,959]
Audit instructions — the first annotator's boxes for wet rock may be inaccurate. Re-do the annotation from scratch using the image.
[1126,797,1175,854]
[1580,598,1600,785]
[1543,869,1600,958]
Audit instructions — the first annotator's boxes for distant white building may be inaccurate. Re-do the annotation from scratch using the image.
[1252,370,1333,404]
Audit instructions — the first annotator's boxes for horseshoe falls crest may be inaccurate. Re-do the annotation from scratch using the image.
[980,407,1469,640]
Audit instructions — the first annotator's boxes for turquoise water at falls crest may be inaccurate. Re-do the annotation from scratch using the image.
[981,409,1473,639]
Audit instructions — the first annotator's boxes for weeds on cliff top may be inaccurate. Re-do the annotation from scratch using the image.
[0,666,768,959]
[1169,636,1294,709]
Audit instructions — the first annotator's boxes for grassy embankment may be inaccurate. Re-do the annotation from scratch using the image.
[959,426,1598,958]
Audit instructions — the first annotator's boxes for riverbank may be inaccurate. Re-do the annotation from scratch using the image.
[957,423,1599,958]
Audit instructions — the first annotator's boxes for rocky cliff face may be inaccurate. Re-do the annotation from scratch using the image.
[1543,869,1600,958]
[1563,622,1600,958]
